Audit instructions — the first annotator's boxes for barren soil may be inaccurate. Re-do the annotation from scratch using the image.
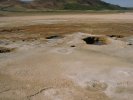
[0,12,133,100]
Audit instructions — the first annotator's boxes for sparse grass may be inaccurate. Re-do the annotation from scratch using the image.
[0,10,133,17]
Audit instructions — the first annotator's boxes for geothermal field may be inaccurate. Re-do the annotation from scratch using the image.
[0,13,133,100]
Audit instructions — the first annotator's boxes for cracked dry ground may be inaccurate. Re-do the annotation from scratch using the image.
[0,13,133,100]
[0,36,109,100]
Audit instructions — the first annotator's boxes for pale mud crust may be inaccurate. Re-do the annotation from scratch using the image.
[0,32,132,100]
[0,73,109,100]
[0,13,133,100]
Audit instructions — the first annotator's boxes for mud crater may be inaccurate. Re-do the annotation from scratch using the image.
[83,36,109,45]
[0,47,15,53]
[46,35,63,39]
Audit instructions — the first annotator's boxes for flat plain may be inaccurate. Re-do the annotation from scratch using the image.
[0,12,133,100]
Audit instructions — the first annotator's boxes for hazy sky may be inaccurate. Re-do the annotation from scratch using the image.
[102,0,133,7]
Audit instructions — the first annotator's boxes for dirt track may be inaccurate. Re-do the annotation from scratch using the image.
[0,13,133,100]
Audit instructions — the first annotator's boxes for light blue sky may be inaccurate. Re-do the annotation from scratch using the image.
[102,0,133,7]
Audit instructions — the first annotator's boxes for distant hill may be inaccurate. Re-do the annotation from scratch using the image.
[0,0,127,11]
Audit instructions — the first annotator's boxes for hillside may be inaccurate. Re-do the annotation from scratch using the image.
[0,0,126,11]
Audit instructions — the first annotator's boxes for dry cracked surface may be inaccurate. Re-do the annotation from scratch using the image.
[0,13,133,100]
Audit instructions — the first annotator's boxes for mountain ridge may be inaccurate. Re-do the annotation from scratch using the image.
[0,0,126,11]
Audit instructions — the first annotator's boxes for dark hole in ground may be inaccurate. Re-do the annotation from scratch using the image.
[46,35,62,39]
[0,47,15,53]
[107,35,124,38]
[70,45,76,47]
[83,36,109,45]
[128,43,133,45]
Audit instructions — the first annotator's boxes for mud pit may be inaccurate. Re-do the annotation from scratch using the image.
[83,36,109,45]
[0,47,15,53]
[46,35,63,39]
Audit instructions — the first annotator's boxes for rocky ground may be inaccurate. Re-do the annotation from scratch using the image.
[0,13,133,100]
